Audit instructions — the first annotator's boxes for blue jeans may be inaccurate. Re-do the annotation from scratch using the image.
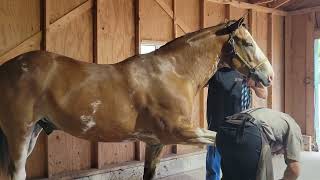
[206,145,221,180]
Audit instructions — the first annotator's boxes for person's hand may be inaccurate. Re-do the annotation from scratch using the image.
[247,78,267,99]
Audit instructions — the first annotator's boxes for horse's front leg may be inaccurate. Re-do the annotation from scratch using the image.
[143,143,164,180]
[176,127,216,145]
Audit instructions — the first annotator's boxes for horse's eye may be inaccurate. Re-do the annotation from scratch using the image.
[244,41,253,47]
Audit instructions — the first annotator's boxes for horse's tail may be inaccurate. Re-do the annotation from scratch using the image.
[0,127,10,175]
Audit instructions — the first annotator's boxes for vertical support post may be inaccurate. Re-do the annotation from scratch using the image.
[267,13,273,109]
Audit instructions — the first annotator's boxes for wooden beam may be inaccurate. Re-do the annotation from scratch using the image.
[155,0,191,33]
[135,0,141,55]
[267,13,273,109]
[250,0,273,5]
[0,32,42,64]
[289,6,320,16]
[199,0,206,129]
[207,0,287,16]
[173,0,177,37]
[305,12,315,136]
[284,15,292,114]
[47,0,94,33]
[92,0,98,64]
[268,0,291,9]
[248,9,257,36]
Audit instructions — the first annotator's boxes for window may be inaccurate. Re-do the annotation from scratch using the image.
[140,41,165,54]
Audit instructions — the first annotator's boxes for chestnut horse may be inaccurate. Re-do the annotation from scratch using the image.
[0,18,273,180]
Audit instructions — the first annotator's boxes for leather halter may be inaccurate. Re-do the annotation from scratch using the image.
[226,33,268,74]
[215,18,268,74]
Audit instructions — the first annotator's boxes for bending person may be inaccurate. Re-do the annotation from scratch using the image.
[216,108,303,180]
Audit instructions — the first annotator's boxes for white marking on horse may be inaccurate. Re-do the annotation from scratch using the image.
[80,100,101,133]
[91,100,101,114]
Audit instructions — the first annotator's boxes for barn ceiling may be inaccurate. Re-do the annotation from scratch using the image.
[249,0,320,11]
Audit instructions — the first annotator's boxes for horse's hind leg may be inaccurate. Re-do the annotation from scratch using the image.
[143,143,164,180]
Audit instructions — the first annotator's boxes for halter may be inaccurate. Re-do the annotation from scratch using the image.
[226,33,268,74]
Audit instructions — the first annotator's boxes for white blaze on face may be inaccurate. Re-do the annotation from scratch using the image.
[80,100,101,133]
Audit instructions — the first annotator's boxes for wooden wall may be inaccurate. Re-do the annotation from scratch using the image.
[285,10,318,136]
[0,0,286,179]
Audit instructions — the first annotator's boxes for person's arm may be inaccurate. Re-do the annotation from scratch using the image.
[281,160,300,180]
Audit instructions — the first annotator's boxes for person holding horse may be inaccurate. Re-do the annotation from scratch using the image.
[206,53,268,179]
[216,108,303,180]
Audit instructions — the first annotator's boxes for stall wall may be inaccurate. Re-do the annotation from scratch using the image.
[0,0,286,178]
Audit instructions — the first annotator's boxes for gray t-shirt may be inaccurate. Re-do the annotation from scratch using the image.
[243,108,303,163]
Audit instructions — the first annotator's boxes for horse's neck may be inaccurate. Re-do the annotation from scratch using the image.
[158,35,227,93]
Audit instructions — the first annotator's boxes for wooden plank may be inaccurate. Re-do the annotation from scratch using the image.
[250,0,273,4]
[248,9,257,35]
[207,0,287,16]
[305,12,315,136]
[155,0,191,33]
[47,131,92,177]
[176,0,200,32]
[0,32,42,64]
[267,13,273,109]
[284,15,292,115]
[97,0,135,64]
[135,0,141,55]
[289,6,320,16]
[286,15,308,133]
[0,0,40,55]
[268,0,291,9]
[141,0,173,41]
[26,133,47,179]
[47,0,87,24]
[272,15,285,112]
[205,1,226,27]
[47,0,94,33]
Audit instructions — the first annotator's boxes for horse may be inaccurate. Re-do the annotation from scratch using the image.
[0,17,273,180]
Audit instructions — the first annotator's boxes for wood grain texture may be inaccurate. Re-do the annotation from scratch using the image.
[97,0,135,64]
[305,13,315,136]
[272,15,285,112]
[285,14,308,133]
[205,2,226,27]
[47,0,87,24]
[47,10,93,62]
[140,0,173,41]
[48,131,92,176]
[0,32,41,64]
[0,0,40,56]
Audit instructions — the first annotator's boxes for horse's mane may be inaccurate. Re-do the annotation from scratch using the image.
[157,20,246,52]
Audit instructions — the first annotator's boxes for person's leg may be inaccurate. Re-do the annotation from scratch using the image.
[217,123,261,180]
[206,145,221,180]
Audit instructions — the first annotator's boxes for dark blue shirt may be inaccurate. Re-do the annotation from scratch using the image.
[206,67,251,131]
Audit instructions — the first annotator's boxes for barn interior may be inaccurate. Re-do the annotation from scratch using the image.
[0,0,320,179]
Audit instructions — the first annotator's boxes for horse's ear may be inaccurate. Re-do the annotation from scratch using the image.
[215,17,245,36]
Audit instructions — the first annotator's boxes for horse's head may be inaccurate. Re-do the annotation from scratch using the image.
[216,18,274,87]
